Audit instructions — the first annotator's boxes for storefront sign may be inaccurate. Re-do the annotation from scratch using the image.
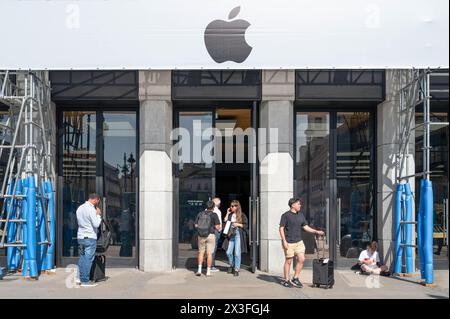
[0,0,448,69]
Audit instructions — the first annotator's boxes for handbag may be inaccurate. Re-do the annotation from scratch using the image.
[96,218,112,253]
[222,220,236,238]
[227,226,237,239]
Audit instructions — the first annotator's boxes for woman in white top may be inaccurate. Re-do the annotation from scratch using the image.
[222,200,248,276]
[358,241,388,275]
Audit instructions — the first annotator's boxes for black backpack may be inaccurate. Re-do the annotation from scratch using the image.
[196,211,212,238]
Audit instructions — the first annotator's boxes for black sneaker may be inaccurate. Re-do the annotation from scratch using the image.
[281,280,293,288]
[233,270,239,277]
[291,277,303,288]
[227,267,234,274]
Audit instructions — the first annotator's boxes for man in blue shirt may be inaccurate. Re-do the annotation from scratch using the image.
[76,193,102,287]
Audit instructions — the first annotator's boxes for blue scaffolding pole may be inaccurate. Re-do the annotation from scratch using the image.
[0,71,56,280]
[395,69,449,286]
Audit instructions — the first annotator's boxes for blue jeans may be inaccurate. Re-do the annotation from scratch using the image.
[226,229,241,271]
[212,230,220,267]
[78,238,97,283]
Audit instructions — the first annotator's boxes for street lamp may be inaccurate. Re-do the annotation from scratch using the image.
[116,152,136,193]
[127,152,136,192]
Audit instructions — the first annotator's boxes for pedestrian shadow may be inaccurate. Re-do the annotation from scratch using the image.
[256,274,283,285]
[427,294,449,299]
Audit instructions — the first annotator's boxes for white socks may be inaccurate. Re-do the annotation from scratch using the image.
[197,265,212,276]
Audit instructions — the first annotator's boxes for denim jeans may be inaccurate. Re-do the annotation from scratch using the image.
[211,230,220,267]
[226,229,241,271]
[78,238,97,283]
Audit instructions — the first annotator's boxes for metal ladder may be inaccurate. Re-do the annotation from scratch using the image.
[0,70,56,279]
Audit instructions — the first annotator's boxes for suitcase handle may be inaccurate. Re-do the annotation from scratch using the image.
[314,234,327,260]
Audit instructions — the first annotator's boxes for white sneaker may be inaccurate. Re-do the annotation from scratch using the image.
[80,282,98,287]
[206,271,212,277]
[195,271,202,277]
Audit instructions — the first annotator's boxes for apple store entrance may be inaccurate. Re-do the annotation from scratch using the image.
[173,103,259,273]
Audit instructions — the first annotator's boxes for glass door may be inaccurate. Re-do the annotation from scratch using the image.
[295,110,375,266]
[61,111,97,258]
[295,112,331,260]
[101,112,137,260]
[335,112,375,266]
[59,110,138,265]
[174,111,214,268]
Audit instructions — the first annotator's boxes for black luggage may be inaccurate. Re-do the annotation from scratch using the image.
[312,235,335,289]
[89,254,106,282]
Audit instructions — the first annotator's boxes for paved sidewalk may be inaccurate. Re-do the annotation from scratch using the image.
[0,266,448,299]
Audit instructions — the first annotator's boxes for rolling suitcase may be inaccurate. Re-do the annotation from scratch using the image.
[89,254,106,282]
[312,235,334,289]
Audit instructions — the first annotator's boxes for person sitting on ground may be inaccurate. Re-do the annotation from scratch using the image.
[358,241,388,275]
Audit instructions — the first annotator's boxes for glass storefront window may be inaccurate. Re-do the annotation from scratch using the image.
[336,112,374,260]
[60,111,137,260]
[62,112,97,257]
[295,110,375,264]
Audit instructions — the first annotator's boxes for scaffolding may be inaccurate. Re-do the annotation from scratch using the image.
[395,69,449,285]
[0,70,56,279]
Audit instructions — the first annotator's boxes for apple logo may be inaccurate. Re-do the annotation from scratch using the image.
[204,6,253,63]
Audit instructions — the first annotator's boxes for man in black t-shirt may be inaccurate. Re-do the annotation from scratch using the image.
[194,200,221,277]
[279,198,325,288]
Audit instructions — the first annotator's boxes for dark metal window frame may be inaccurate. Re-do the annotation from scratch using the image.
[293,102,378,267]
[55,104,140,268]
[172,70,262,101]
[295,69,386,102]
[50,70,139,101]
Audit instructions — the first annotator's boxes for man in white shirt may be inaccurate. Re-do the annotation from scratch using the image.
[76,193,102,287]
[210,197,223,272]
[358,241,388,275]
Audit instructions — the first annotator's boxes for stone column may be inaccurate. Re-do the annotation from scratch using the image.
[138,70,173,272]
[259,70,295,274]
[377,69,416,271]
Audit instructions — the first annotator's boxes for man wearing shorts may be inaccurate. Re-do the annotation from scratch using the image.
[279,198,325,288]
[195,200,221,277]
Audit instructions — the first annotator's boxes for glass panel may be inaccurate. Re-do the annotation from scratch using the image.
[295,112,330,260]
[336,112,374,263]
[177,112,213,266]
[415,103,449,263]
[215,108,252,164]
[62,111,97,257]
[103,112,137,258]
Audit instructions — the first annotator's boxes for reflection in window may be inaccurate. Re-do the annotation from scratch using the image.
[62,112,97,257]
